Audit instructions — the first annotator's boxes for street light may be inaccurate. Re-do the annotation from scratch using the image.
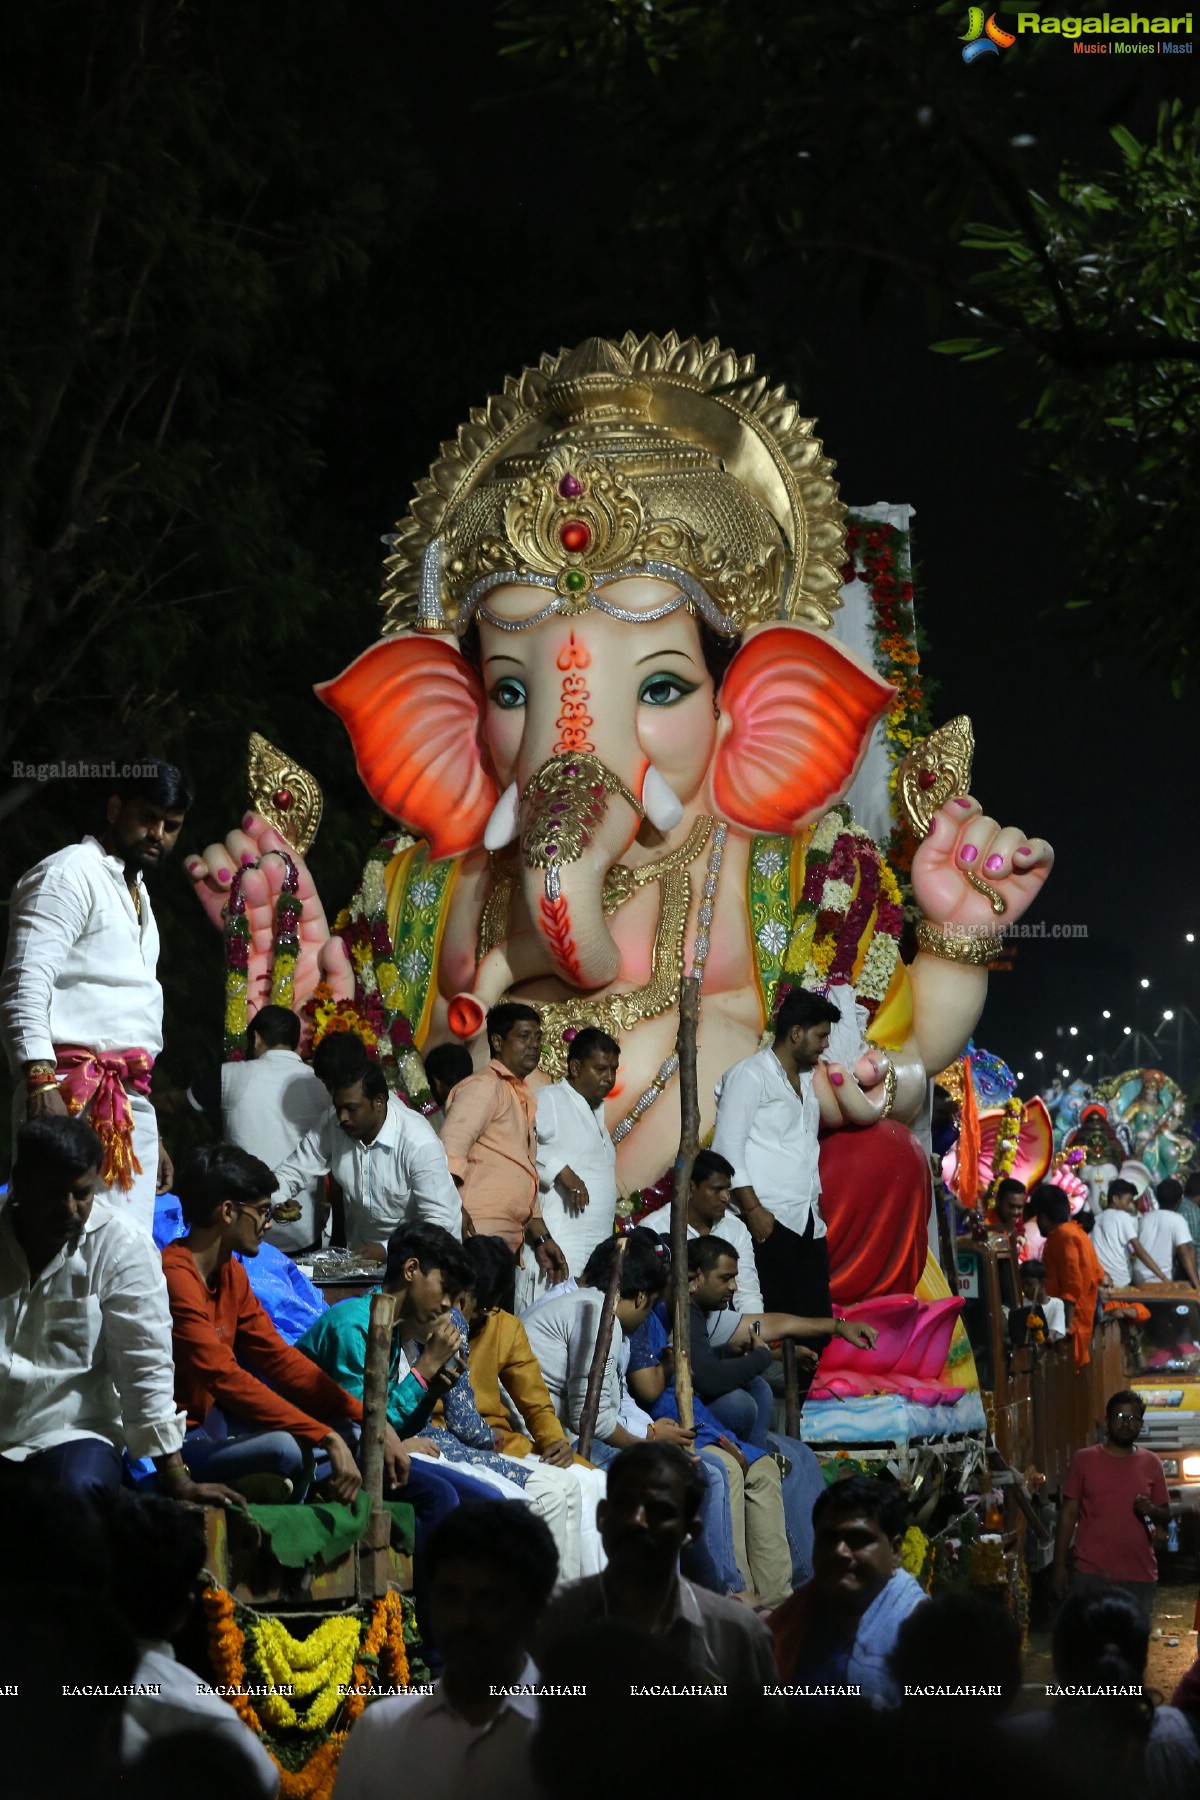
[1164,1009,1176,1022]
[1034,1050,1044,1061]
[1017,1070,1025,1080]
[1141,978,1151,989]
[1102,1009,1111,1019]
[1062,1067,1070,1077]
[1188,934,1195,944]
[1124,1025,1132,1035]
[1069,1026,1078,1037]
[1086,1054,1094,1063]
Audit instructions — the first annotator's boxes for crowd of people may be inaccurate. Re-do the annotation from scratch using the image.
[4,766,1200,1795]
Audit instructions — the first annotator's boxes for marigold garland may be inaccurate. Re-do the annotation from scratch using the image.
[202,1587,417,1800]
[988,1095,1024,1193]
[303,836,432,1111]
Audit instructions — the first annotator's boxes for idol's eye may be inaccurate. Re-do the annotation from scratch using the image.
[490,677,527,709]
[637,672,699,707]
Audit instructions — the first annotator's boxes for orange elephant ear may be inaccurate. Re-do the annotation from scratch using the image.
[316,637,498,860]
[712,625,895,833]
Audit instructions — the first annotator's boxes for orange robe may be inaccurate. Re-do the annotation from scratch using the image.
[1042,1219,1105,1368]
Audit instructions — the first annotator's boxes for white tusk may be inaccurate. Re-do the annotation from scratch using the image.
[641,764,685,833]
[483,781,520,851]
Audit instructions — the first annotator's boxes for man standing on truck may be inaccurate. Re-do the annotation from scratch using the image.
[1052,1390,1171,1620]
[1091,1179,1169,1288]
[1133,1179,1200,1294]
[1036,1185,1107,1369]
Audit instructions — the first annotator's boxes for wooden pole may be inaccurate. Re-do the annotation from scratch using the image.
[576,1236,628,1462]
[781,1340,801,1437]
[356,1288,395,1602]
[671,975,701,1432]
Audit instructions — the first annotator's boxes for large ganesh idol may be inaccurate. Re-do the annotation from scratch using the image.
[189,334,1053,1336]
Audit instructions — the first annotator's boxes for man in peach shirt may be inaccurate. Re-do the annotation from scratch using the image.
[441,1004,568,1283]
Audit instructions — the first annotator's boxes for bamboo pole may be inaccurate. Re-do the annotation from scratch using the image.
[576,1236,628,1462]
[356,1288,396,1602]
[671,974,701,1432]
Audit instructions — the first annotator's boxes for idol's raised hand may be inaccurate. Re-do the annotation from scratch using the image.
[912,795,1053,935]
[184,812,354,1016]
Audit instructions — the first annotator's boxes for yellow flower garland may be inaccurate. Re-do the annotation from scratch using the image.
[202,1588,413,1800]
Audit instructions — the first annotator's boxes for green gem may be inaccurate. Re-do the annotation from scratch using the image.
[564,570,588,593]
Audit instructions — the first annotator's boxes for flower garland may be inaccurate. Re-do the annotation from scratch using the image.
[988,1095,1024,1192]
[202,1587,419,1800]
[778,807,904,1019]
[842,517,932,858]
[223,871,252,1059]
[321,838,431,1106]
[270,856,301,1011]
[221,855,301,1060]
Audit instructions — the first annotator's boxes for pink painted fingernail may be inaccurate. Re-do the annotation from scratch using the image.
[243,813,256,830]
[952,797,973,808]
[240,852,255,865]
[217,868,231,884]
[830,1070,844,1087]
[1016,844,1033,857]
[960,845,978,864]
[984,854,1004,872]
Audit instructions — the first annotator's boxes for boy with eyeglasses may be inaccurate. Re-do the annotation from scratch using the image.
[1052,1389,1172,1619]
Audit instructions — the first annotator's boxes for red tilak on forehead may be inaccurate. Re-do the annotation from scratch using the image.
[555,633,594,755]
[556,630,590,671]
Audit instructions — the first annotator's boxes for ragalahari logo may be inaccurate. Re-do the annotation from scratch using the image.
[961,8,1017,59]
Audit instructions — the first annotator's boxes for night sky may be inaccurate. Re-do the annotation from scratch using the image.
[343,15,1199,1098]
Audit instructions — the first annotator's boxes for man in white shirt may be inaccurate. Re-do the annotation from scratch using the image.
[334,1499,558,1800]
[0,1116,238,1507]
[638,1147,765,1318]
[182,1005,333,1255]
[1091,1179,1168,1288]
[521,1231,670,1463]
[1,762,191,1234]
[527,1027,620,1307]
[273,1062,459,1258]
[1135,1179,1200,1292]
[711,987,844,1322]
[109,1493,279,1796]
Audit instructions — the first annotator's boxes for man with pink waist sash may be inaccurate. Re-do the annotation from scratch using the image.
[1,762,192,1234]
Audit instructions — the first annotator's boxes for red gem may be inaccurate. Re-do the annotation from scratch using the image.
[560,520,591,554]
[558,474,584,499]
[917,770,936,791]
[273,788,294,811]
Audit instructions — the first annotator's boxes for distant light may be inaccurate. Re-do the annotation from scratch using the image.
[1010,134,1037,148]
[1034,1050,1044,1061]
[1062,1068,1070,1078]
[1086,1054,1094,1063]
[1123,1026,1132,1035]
[1140,978,1150,989]
[1017,1070,1025,1080]
[1188,933,1196,944]
[1102,1010,1111,1019]
[1164,1009,1175,1021]
[1069,1026,1078,1037]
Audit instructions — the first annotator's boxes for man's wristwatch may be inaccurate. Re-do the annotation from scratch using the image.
[530,1232,552,1249]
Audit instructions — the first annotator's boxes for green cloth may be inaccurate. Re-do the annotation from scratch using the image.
[296,1291,434,1436]
[243,1489,415,1570]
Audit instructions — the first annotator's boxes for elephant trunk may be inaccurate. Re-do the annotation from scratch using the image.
[519,750,643,990]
